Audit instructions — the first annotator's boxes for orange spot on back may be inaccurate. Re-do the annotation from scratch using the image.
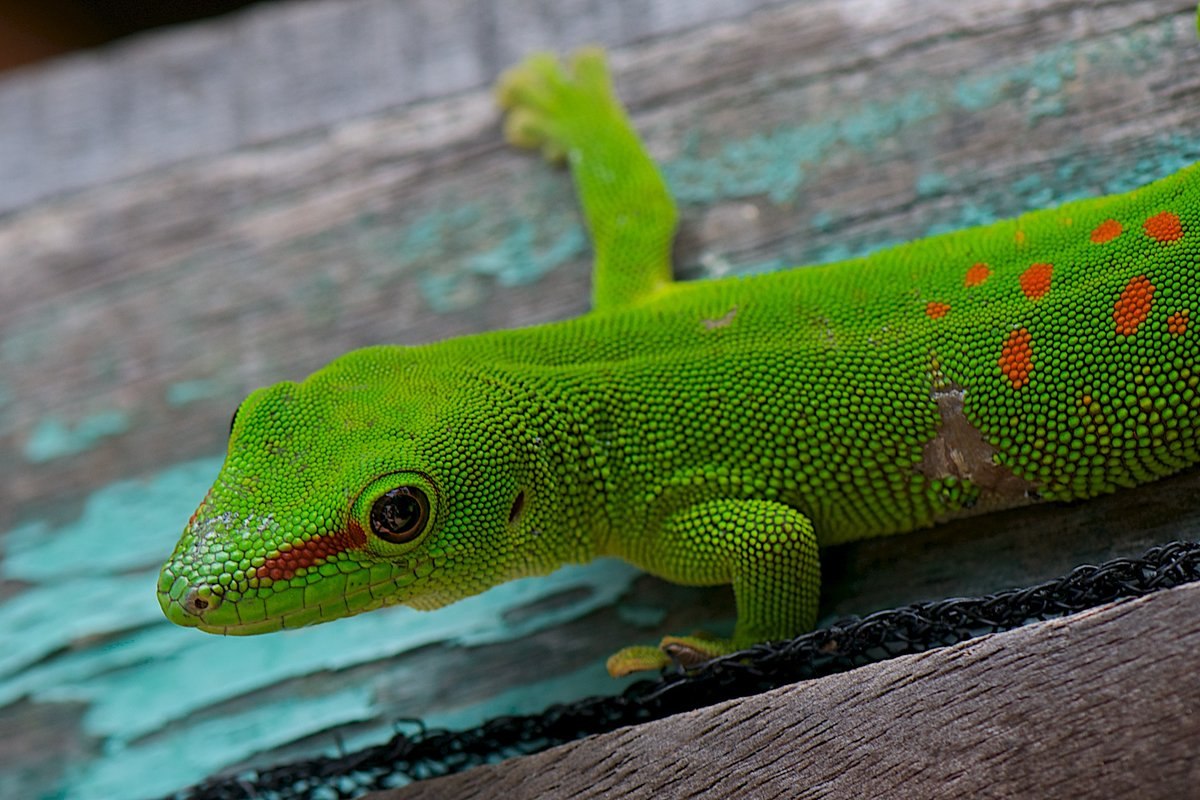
[1168,309,1190,336]
[964,263,991,287]
[1019,262,1053,300]
[999,328,1033,389]
[1090,219,1122,244]
[1014,230,1027,246]
[1113,275,1156,336]
[1144,211,1183,243]
[925,301,950,319]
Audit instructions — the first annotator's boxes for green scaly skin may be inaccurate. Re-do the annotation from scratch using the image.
[160,46,1200,676]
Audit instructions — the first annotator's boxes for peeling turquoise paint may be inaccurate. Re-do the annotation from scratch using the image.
[615,603,668,629]
[0,575,166,684]
[664,125,822,206]
[662,23,1176,221]
[361,193,588,314]
[72,687,377,800]
[400,204,485,258]
[951,28,1190,121]
[953,72,1010,112]
[464,221,587,288]
[165,379,223,407]
[714,135,1200,281]
[419,218,586,313]
[990,45,1081,121]
[2,458,222,582]
[920,203,999,238]
[914,171,950,199]
[660,86,950,207]
[809,210,835,233]
[23,411,132,463]
[0,456,644,799]
[1101,134,1200,192]
[415,272,480,314]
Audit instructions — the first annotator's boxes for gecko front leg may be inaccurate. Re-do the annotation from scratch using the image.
[607,499,821,676]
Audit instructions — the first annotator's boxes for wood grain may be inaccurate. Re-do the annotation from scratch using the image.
[381,580,1200,800]
[0,0,786,215]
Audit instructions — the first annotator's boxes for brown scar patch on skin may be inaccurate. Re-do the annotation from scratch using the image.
[918,385,1039,515]
[702,305,738,330]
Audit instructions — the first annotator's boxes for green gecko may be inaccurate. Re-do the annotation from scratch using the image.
[159,45,1200,677]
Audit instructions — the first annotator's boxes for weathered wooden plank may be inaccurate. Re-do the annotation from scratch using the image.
[1,1,1199,798]
[381,580,1200,800]
[0,0,785,215]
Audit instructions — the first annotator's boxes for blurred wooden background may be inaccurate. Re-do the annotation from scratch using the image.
[1,1,1199,798]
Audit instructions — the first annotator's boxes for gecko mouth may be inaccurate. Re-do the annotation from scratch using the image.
[157,562,424,635]
[157,580,289,635]
[156,568,286,634]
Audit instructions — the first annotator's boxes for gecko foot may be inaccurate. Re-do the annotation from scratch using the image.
[495,47,614,164]
[606,633,736,677]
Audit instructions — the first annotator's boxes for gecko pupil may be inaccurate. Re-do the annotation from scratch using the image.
[370,487,428,543]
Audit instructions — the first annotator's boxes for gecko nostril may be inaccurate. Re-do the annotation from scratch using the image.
[182,587,218,615]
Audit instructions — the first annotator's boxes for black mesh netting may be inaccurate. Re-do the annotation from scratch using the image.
[167,539,1200,800]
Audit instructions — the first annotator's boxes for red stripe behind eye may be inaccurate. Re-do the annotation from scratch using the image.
[253,520,365,581]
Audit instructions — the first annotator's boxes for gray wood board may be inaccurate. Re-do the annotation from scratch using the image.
[0,0,788,215]
[382,580,1200,800]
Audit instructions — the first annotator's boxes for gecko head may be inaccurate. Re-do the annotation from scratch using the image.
[157,347,543,634]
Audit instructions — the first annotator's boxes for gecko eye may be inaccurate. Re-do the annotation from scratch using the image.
[370,486,429,543]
